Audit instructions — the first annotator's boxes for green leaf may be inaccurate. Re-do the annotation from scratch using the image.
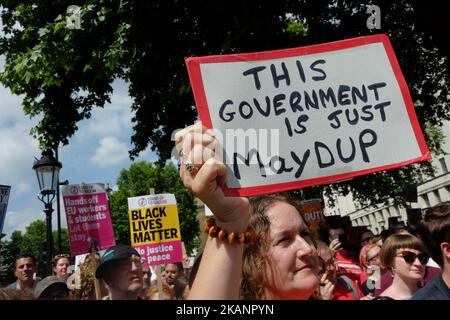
[83,64,92,73]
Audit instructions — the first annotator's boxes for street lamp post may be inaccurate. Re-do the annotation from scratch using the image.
[32,149,62,276]
[105,183,113,198]
[56,179,69,254]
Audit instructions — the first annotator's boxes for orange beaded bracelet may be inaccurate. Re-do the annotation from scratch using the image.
[203,217,255,245]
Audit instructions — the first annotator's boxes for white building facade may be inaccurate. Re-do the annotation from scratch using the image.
[324,121,450,235]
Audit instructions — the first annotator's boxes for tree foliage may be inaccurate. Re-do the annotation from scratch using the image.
[0,0,449,206]
[108,161,199,254]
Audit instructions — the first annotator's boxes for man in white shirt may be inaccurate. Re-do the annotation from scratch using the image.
[6,253,40,290]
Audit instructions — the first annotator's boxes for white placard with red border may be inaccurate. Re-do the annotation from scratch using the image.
[185,34,430,197]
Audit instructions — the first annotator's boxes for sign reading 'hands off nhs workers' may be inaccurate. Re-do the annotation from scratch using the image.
[185,35,430,196]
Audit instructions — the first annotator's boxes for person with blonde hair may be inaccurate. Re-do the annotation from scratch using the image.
[52,254,71,282]
[74,253,107,300]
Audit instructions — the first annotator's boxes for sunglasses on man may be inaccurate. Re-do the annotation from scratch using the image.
[398,251,429,265]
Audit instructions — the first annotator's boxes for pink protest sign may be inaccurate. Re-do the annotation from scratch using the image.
[62,183,116,256]
[134,241,183,267]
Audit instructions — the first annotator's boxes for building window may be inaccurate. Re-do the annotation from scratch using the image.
[439,158,448,174]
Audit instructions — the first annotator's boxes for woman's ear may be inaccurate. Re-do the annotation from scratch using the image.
[440,242,450,260]
[387,263,395,273]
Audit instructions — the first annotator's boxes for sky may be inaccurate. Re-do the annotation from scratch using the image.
[0,54,159,239]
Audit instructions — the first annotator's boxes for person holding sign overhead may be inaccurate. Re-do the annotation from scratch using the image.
[175,123,319,300]
[178,34,433,300]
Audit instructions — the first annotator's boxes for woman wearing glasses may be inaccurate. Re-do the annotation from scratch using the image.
[376,234,429,300]
[52,254,71,282]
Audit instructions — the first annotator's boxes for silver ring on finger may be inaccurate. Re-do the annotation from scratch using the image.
[185,162,197,173]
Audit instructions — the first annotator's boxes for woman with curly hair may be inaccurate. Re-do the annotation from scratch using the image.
[240,195,319,299]
[176,123,319,300]
[71,253,107,300]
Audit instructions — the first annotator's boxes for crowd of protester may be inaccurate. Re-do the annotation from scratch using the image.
[0,198,448,300]
[0,246,192,300]
[174,122,450,300]
[1,123,449,300]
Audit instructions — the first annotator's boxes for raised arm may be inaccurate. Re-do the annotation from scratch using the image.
[175,123,249,300]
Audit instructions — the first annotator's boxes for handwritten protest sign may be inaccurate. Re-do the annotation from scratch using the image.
[128,194,183,266]
[62,183,116,256]
[0,185,11,235]
[185,34,431,196]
